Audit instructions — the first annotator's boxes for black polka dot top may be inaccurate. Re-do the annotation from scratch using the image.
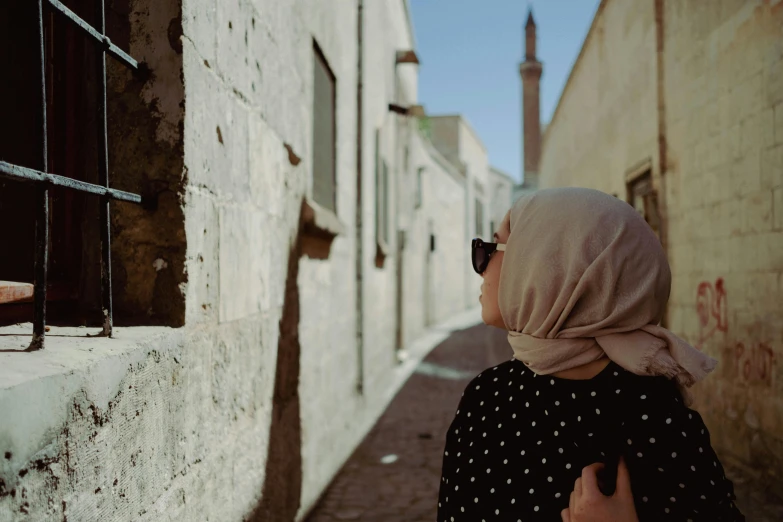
[437,359,745,521]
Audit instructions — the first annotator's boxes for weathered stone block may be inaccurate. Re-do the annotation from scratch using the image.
[740,190,773,234]
[775,102,783,145]
[248,115,288,218]
[766,57,783,107]
[218,206,271,322]
[215,0,252,100]
[761,143,783,190]
[729,149,761,198]
[182,0,216,67]
[740,108,775,156]
[183,41,251,201]
[184,188,220,324]
[774,187,783,230]
[747,231,783,272]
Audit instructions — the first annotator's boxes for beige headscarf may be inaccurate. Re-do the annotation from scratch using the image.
[499,188,716,402]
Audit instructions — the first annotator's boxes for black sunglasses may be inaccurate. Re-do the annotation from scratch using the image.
[471,238,506,274]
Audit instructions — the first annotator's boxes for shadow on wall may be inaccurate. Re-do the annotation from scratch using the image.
[249,200,306,522]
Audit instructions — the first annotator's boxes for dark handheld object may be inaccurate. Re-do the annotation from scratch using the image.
[596,452,620,496]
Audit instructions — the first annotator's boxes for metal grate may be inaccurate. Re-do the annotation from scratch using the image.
[0,0,141,350]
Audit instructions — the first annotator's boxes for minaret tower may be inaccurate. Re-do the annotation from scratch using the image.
[520,8,542,188]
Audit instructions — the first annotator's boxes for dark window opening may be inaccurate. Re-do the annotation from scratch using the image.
[626,170,661,240]
[0,0,184,342]
[375,130,390,247]
[312,41,336,212]
[1,0,108,329]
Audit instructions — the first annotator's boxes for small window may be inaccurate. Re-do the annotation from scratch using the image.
[415,167,424,209]
[475,198,484,238]
[312,42,336,212]
[627,171,661,239]
[375,130,389,246]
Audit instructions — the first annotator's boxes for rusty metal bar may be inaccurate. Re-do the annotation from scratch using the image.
[0,162,142,203]
[95,0,113,336]
[30,0,50,351]
[2,0,143,347]
[45,0,138,70]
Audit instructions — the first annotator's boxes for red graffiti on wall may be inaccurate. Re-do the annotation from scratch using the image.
[695,278,728,349]
[734,341,775,387]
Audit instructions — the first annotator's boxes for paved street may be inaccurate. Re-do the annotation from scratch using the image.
[305,324,783,522]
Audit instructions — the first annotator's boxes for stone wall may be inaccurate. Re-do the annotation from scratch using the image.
[0,0,481,520]
[539,0,659,195]
[538,0,783,494]
[662,0,783,493]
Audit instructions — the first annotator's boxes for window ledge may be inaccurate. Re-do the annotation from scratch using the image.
[302,198,344,240]
[301,198,345,260]
[375,238,390,268]
[0,323,183,477]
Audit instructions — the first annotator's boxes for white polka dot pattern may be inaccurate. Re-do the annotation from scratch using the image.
[437,360,744,521]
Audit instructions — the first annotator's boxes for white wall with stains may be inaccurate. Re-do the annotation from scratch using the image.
[0,1,489,520]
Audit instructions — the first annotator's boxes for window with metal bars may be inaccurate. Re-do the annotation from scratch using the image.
[0,0,143,350]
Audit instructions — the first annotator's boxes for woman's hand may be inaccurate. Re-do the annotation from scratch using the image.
[561,457,639,522]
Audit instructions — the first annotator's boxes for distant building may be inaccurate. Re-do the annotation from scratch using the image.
[427,114,493,308]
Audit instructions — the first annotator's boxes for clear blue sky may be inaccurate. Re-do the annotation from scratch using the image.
[409,0,601,183]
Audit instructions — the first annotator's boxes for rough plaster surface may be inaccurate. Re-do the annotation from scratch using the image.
[538,0,783,495]
[0,0,490,520]
[107,0,188,326]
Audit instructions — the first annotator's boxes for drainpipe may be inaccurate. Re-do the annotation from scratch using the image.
[654,0,670,328]
[355,0,365,395]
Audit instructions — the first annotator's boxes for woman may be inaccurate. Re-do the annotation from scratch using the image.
[436,188,744,521]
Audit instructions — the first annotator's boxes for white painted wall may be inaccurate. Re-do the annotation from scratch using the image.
[0,1,494,520]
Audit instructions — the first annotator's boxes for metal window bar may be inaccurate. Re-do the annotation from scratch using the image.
[0,0,141,350]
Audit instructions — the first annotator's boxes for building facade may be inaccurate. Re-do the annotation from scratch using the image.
[489,166,515,233]
[427,115,494,309]
[537,0,783,495]
[0,0,494,520]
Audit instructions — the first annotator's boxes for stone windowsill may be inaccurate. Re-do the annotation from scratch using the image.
[375,238,390,268]
[302,198,345,240]
[0,323,183,475]
[301,198,346,260]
